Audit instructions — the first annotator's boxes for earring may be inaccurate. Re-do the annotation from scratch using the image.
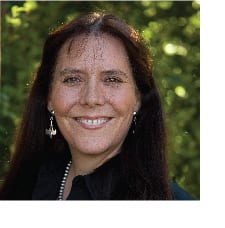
[45,110,57,139]
[132,111,137,135]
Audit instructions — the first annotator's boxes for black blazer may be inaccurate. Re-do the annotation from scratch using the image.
[32,154,194,200]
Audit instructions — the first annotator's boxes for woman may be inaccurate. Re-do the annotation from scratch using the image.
[0,12,193,200]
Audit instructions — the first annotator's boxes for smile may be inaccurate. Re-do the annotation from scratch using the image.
[75,117,112,129]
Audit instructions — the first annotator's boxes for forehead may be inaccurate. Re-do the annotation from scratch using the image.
[56,33,129,65]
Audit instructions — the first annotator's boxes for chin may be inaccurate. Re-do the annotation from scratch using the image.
[73,144,110,155]
[70,137,123,157]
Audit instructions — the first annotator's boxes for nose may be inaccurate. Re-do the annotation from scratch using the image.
[79,78,105,107]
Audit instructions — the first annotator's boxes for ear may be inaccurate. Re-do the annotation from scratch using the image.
[135,91,141,112]
[47,99,53,112]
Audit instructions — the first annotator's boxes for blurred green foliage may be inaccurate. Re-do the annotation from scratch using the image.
[0,1,200,199]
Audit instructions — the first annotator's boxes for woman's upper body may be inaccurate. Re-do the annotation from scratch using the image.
[0,12,194,200]
[32,153,194,200]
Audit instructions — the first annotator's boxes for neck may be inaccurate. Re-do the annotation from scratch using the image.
[69,149,121,177]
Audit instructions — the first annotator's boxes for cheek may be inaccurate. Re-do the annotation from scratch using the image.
[50,87,79,115]
[106,88,137,114]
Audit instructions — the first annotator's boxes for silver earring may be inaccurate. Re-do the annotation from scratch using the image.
[45,110,57,139]
[132,111,137,135]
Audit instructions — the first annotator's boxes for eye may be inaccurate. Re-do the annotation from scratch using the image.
[63,76,82,84]
[104,77,123,84]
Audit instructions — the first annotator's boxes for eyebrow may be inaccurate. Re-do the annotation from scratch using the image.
[101,69,128,78]
[59,68,83,76]
[59,68,128,78]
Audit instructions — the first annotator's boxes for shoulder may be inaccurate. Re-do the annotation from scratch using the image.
[170,181,195,200]
[32,156,68,200]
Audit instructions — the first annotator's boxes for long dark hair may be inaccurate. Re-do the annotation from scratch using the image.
[0,12,172,200]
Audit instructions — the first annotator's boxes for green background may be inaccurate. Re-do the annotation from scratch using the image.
[0,1,200,199]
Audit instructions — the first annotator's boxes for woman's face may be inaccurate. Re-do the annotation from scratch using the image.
[48,34,140,158]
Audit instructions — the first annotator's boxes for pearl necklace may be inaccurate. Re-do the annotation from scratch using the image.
[58,160,72,200]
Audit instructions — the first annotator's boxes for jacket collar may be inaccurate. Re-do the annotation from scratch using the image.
[32,153,126,200]
[81,154,125,200]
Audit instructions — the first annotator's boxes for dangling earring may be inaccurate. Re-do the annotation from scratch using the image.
[45,110,57,139]
[132,111,137,135]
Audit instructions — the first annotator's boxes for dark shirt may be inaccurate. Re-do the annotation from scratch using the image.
[32,154,194,200]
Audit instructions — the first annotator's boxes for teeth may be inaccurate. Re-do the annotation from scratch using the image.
[77,118,109,126]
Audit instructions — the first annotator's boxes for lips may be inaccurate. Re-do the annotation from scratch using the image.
[75,117,112,129]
